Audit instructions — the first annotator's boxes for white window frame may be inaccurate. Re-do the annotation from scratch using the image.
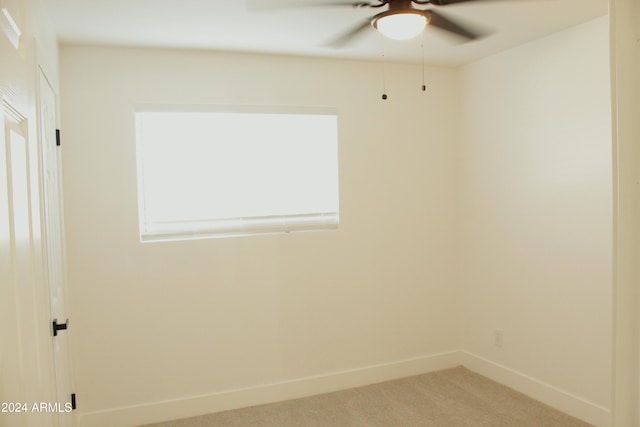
[135,104,340,242]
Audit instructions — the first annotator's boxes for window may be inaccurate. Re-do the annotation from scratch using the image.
[135,105,339,242]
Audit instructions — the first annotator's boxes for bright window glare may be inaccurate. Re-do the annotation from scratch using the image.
[135,107,339,241]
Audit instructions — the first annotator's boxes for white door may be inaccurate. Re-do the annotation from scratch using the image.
[1,1,73,427]
[1,4,41,427]
[0,0,24,414]
[0,26,48,427]
[38,68,76,427]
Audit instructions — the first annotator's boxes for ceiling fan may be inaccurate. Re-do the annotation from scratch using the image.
[313,0,490,46]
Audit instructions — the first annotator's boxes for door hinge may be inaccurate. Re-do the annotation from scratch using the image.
[55,129,61,146]
[71,393,76,410]
[52,318,68,336]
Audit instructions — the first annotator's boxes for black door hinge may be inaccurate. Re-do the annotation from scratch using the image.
[71,393,76,410]
[56,129,61,146]
[52,318,68,336]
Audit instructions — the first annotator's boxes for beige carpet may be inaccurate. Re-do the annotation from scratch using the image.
[142,366,593,427]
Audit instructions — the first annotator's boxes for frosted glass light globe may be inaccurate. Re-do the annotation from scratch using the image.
[375,12,426,40]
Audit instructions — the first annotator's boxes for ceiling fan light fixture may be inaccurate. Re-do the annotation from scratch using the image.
[374,11,427,41]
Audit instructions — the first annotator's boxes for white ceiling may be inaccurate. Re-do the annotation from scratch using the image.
[45,0,608,66]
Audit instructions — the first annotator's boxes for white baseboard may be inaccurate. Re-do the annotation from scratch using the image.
[79,351,611,427]
[460,351,610,427]
[79,351,461,427]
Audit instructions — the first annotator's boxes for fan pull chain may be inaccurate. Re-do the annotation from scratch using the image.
[420,32,427,92]
[380,34,388,100]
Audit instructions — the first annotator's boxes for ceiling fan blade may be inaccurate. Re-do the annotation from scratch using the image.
[325,1,375,6]
[425,10,485,40]
[423,0,545,5]
[324,18,373,47]
[247,0,374,12]
[428,0,491,5]
[290,1,374,7]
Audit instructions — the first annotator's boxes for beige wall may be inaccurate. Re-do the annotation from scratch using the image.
[60,46,461,426]
[60,16,613,427]
[458,16,611,425]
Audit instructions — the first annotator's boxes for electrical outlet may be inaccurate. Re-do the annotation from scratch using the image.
[494,330,504,348]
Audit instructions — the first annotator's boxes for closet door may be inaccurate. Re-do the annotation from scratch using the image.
[39,67,76,427]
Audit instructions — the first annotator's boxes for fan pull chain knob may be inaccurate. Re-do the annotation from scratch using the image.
[382,93,388,100]
[422,85,426,91]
